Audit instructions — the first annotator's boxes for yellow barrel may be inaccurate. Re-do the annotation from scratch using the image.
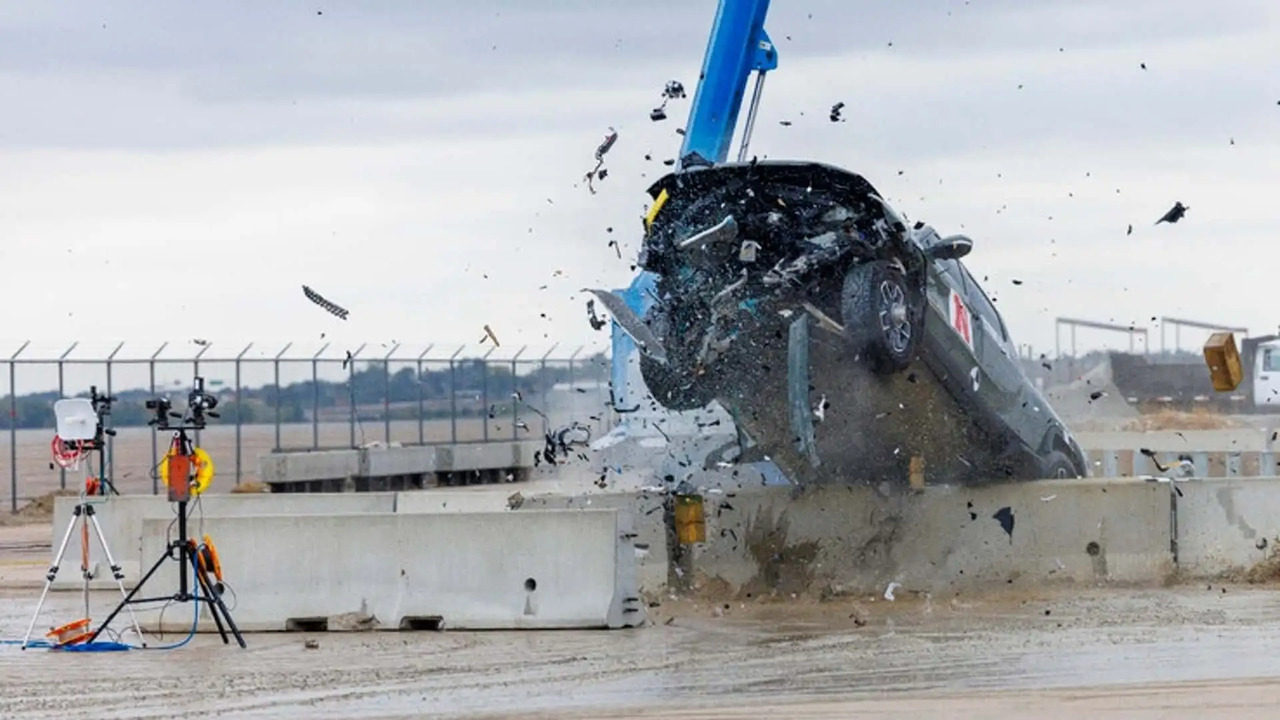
[674,494,706,545]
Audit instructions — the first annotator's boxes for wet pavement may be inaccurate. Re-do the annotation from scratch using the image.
[2,584,1279,718]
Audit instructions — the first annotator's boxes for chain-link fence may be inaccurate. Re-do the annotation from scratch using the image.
[1,342,613,511]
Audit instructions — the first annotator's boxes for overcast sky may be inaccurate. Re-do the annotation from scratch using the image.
[1,0,1277,382]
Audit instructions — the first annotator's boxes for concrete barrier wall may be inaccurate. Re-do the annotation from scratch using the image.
[135,509,643,632]
[262,441,541,488]
[260,450,361,484]
[1174,478,1280,576]
[1085,449,1276,478]
[693,478,1175,597]
[51,493,396,590]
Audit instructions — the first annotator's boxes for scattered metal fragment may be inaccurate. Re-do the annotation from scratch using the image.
[507,492,525,510]
[829,101,845,122]
[342,350,353,370]
[479,324,500,347]
[883,582,901,601]
[1089,390,1106,401]
[302,285,350,320]
[192,338,209,346]
[304,639,320,650]
[1155,201,1188,225]
[1126,224,1133,236]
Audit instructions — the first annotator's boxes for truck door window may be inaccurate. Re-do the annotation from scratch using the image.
[958,264,1008,341]
[1265,349,1280,372]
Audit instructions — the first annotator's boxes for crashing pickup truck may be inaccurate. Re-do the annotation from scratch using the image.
[595,160,1087,486]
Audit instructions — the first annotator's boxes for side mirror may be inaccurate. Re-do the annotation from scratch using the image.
[925,234,973,261]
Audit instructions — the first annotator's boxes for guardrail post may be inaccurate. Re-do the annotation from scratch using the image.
[235,343,254,484]
[8,341,29,513]
[56,342,78,490]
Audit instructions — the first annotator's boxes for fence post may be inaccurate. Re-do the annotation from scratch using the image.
[449,346,464,444]
[569,346,583,419]
[348,344,367,449]
[235,343,253,485]
[481,347,496,442]
[539,343,559,436]
[149,342,167,495]
[272,343,292,452]
[8,341,29,513]
[383,343,400,445]
[311,343,328,450]
[105,342,124,482]
[56,341,78,490]
[511,346,527,441]
[191,342,209,450]
[416,345,433,446]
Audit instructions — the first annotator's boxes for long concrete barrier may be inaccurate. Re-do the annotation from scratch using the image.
[692,478,1175,597]
[262,441,540,492]
[50,493,397,590]
[134,509,644,632]
[1173,477,1280,576]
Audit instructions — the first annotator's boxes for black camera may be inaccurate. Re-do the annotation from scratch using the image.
[188,377,218,415]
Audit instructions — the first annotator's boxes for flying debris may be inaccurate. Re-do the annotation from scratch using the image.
[192,338,210,346]
[587,299,608,331]
[302,285,350,320]
[585,127,619,194]
[480,324,501,347]
[1127,224,1133,236]
[829,101,845,122]
[1155,202,1188,225]
[650,79,687,122]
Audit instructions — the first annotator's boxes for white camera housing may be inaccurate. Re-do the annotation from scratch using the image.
[54,399,97,441]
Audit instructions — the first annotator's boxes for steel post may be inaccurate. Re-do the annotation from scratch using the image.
[348,344,367,449]
[539,343,558,436]
[416,345,434,445]
[7,342,29,513]
[105,342,124,481]
[449,346,463,444]
[273,343,292,451]
[311,343,328,450]
[234,343,253,484]
[191,343,209,449]
[56,342,78,490]
[383,343,400,444]
[148,342,167,494]
[511,346,527,440]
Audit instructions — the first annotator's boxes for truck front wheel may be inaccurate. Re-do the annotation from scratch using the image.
[841,260,919,374]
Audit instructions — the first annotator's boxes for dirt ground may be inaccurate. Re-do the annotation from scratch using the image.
[2,541,1279,720]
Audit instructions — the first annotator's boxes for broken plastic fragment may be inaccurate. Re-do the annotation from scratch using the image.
[582,288,668,364]
[884,582,901,601]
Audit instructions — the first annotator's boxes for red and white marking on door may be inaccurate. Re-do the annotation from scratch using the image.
[949,289,974,351]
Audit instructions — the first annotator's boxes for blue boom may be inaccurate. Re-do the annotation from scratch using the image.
[610,0,776,414]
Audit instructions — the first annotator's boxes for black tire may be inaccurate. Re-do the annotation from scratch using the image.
[840,260,919,374]
[1040,450,1078,479]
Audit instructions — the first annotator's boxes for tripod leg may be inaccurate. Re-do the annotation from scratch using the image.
[85,543,175,645]
[22,507,82,648]
[87,511,145,646]
[197,567,246,649]
[194,568,230,644]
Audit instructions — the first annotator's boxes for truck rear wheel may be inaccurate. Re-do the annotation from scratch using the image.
[841,260,919,374]
[1040,450,1079,479]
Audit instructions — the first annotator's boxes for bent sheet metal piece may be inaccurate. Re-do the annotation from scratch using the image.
[582,289,668,364]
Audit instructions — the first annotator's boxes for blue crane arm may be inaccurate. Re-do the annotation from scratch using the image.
[606,0,776,419]
[679,0,777,168]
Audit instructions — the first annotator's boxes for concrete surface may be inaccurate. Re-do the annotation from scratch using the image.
[135,509,643,632]
[49,493,397,590]
[3,585,1280,719]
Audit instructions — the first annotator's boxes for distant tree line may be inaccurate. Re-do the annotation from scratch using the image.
[0,354,609,431]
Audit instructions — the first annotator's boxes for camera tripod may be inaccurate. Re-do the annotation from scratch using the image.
[87,397,245,648]
[24,389,139,648]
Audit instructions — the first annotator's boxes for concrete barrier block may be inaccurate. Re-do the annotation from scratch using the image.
[260,450,361,484]
[362,446,439,478]
[693,478,1174,597]
[51,493,396,590]
[135,509,642,632]
[1175,477,1280,576]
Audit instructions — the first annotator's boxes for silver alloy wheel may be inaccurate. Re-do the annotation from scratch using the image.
[877,280,911,354]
